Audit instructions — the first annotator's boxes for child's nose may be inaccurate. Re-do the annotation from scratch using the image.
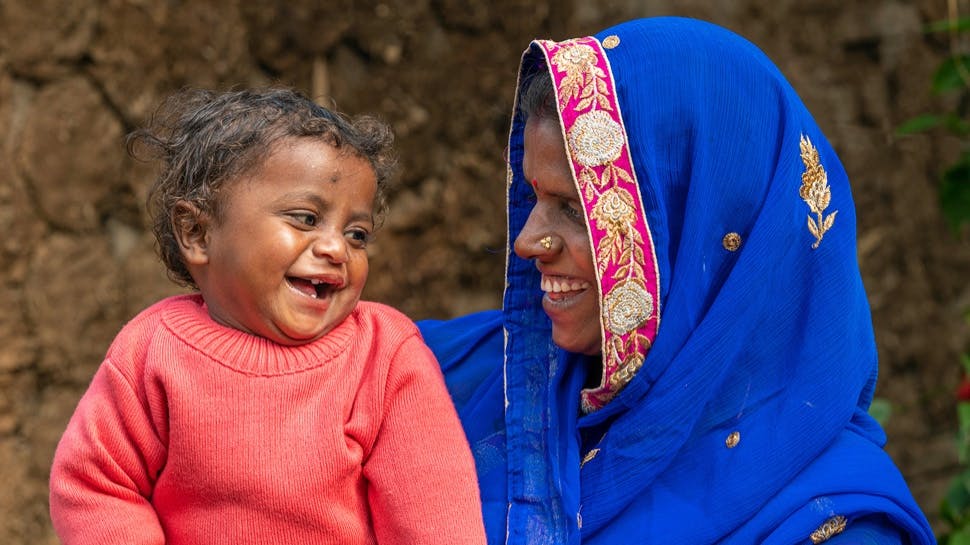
[311,231,349,264]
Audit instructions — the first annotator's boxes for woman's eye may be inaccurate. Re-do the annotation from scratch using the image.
[562,201,584,223]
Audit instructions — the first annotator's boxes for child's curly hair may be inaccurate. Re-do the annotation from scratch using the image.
[128,87,396,289]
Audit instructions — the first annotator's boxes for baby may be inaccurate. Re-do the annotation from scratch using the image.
[49,88,486,545]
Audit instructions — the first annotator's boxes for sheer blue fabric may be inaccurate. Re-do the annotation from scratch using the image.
[419,17,934,545]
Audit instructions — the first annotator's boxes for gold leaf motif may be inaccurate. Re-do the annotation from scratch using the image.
[807,216,820,239]
[608,353,644,388]
[822,211,837,231]
[810,516,847,544]
[551,43,613,113]
[614,164,635,185]
[578,167,599,187]
[551,44,599,109]
[798,135,837,248]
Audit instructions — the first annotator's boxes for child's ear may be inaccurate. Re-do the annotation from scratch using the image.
[172,200,211,266]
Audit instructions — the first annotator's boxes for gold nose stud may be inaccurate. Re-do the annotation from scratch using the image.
[540,236,553,250]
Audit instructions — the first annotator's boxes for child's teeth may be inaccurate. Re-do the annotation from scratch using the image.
[311,279,321,285]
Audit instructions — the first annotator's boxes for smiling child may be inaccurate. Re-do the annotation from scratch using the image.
[49,88,486,545]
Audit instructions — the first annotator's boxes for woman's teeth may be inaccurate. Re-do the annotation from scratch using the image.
[541,276,591,293]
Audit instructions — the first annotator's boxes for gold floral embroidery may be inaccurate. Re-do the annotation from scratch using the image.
[799,135,837,249]
[602,35,620,49]
[604,280,653,335]
[725,431,740,448]
[591,188,635,237]
[547,39,654,412]
[608,353,645,389]
[568,111,625,167]
[551,43,612,112]
[810,515,847,544]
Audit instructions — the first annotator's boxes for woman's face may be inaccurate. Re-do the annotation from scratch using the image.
[514,117,601,355]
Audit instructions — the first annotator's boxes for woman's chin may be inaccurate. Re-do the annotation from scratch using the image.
[550,327,601,356]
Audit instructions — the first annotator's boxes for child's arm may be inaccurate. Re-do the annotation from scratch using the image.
[50,360,167,545]
[362,334,487,545]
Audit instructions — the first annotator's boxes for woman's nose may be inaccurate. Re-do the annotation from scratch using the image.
[513,207,554,260]
[312,231,349,264]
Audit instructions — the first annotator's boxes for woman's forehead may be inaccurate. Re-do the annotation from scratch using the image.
[522,117,573,186]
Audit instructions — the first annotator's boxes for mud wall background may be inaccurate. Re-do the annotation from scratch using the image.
[1,0,969,542]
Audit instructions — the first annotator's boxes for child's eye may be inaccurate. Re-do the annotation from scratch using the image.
[289,213,318,227]
[345,228,372,248]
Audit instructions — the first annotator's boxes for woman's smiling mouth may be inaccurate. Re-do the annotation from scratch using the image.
[541,275,592,301]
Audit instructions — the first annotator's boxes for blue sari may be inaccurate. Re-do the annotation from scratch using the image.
[420,17,934,545]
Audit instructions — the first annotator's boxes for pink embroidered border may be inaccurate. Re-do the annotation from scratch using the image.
[535,37,660,411]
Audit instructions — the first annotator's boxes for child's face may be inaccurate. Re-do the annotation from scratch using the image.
[187,137,376,345]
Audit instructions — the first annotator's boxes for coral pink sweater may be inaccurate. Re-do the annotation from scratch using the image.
[50,295,485,545]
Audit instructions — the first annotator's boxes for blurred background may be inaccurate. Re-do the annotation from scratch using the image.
[1,0,969,543]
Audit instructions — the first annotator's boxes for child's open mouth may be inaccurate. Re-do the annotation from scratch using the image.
[286,276,341,299]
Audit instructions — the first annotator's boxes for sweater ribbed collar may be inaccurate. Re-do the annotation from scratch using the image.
[161,294,355,376]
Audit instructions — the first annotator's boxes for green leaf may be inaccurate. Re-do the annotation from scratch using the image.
[941,159,970,230]
[868,397,892,425]
[926,17,970,34]
[897,114,946,135]
[896,114,970,137]
[959,402,970,429]
[945,116,970,137]
[942,468,970,525]
[957,402,970,463]
[951,529,970,545]
[934,55,970,94]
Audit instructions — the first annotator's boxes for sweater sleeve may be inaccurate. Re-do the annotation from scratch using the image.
[363,333,487,545]
[49,359,168,545]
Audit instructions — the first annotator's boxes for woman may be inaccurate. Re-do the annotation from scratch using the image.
[419,17,934,544]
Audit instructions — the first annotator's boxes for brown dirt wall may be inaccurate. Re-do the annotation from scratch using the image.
[0,0,968,542]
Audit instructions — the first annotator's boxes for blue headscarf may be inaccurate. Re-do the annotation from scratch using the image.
[419,17,934,545]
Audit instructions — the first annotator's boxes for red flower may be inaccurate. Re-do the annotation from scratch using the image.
[957,377,970,401]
